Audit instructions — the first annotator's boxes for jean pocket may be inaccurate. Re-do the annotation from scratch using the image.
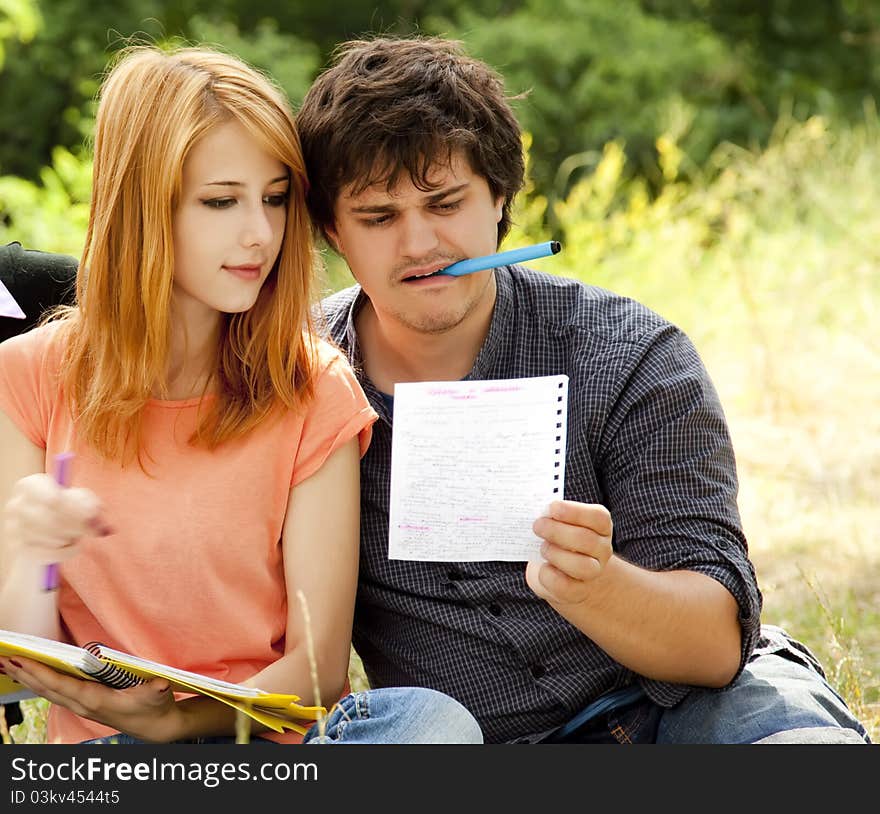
[607,700,663,744]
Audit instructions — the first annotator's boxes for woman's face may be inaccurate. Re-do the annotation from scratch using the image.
[171,119,289,326]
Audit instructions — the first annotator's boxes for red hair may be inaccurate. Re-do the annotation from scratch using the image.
[51,46,317,463]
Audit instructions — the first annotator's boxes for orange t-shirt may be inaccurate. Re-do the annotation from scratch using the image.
[0,323,376,744]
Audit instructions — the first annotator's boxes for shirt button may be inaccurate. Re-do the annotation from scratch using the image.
[488,603,502,616]
[530,664,546,679]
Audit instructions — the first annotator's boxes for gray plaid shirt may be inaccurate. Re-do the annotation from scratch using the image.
[320,265,762,743]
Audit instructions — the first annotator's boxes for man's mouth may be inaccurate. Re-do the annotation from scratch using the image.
[400,262,456,282]
[403,271,440,282]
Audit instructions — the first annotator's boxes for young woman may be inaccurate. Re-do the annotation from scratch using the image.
[0,45,382,745]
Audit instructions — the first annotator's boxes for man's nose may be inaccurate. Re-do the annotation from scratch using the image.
[399,211,439,258]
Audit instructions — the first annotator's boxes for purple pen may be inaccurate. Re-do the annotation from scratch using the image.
[43,452,74,592]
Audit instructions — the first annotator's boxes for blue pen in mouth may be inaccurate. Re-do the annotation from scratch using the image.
[435,241,562,278]
[401,241,562,281]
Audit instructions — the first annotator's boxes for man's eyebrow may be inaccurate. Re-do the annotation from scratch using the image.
[348,202,398,214]
[204,175,289,187]
[348,182,470,213]
[424,182,469,203]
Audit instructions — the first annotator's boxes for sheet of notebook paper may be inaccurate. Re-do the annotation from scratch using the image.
[389,374,568,562]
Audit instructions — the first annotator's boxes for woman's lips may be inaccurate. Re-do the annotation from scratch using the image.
[224,264,262,280]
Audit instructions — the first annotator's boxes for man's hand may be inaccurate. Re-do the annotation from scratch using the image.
[0,656,181,742]
[526,501,613,605]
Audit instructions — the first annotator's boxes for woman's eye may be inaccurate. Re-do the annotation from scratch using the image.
[264,193,289,207]
[202,197,236,209]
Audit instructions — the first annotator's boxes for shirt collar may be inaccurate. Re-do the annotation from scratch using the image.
[467,266,514,381]
[336,265,517,386]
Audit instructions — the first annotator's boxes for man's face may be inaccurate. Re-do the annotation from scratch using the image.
[327,151,503,334]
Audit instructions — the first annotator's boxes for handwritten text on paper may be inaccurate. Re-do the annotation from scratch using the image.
[389,375,568,562]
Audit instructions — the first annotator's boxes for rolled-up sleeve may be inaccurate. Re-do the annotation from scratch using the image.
[598,325,762,704]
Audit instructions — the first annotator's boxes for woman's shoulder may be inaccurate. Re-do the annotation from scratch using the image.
[297,334,370,414]
[0,320,68,369]
[0,322,70,439]
[307,334,355,378]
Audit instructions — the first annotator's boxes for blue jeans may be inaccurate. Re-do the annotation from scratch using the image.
[81,686,483,745]
[545,625,870,744]
[303,686,483,744]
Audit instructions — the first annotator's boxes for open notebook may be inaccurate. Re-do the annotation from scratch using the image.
[0,629,325,734]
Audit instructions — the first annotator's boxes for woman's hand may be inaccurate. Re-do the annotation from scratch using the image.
[3,473,111,567]
[0,656,182,743]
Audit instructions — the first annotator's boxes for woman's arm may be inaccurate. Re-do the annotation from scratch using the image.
[244,435,362,706]
[0,435,363,742]
[169,435,363,738]
[0,409,103,639]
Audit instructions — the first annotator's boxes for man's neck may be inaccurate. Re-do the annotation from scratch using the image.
[355,294,495,394]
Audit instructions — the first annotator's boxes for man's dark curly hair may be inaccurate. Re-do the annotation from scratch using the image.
[296,36,525,247]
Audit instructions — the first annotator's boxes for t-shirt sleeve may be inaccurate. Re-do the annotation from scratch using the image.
[291,346,377,487]
[0,325,59,448]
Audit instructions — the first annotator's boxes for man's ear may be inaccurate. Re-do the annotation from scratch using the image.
[493,195,504,224]
[324,224,343,256]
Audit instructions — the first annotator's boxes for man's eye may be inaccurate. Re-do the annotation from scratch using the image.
[264,193,289,207]
[202,198,236,209]
[364,214,392,227]
[434,200,462,212]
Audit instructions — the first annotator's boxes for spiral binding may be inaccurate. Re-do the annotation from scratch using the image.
[83,642,145,689]
[552,378,567,495]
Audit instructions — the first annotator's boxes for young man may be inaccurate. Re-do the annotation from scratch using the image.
[296,36,870,744]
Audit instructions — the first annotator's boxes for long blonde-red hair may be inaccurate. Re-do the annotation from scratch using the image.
[53,45,317,463]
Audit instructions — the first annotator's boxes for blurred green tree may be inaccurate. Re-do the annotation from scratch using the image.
[643,0,880,122]
[0,0,41,69]
[0,1,169,177]
[430,0,747,210]
[0,0,324,177]
[2,0,880,210]
[0,0,514,178]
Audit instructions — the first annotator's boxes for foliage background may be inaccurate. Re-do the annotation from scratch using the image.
[1,0,878,742]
